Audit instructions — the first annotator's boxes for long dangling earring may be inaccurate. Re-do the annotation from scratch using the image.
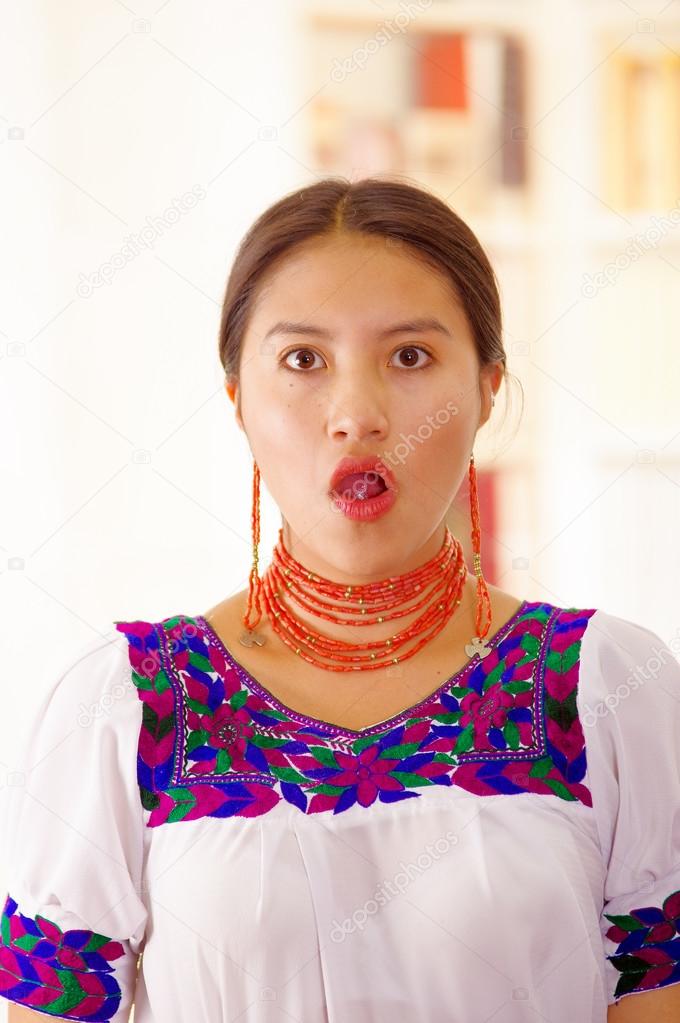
[240,459,265,646]
[465,452,493,657]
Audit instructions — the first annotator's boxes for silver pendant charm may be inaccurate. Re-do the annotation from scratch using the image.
[238,629,266,648]
[464,635,492,659]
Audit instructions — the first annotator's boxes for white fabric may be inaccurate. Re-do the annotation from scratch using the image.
[1,607,679,1022]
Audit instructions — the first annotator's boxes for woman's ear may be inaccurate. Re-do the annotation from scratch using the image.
[478,362,503,429]
[225,377,244,431]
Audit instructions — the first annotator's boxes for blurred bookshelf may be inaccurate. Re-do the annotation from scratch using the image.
[304,3,531,221]
[297,0,680,610]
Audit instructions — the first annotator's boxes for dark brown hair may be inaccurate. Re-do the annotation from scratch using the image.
[218,175,522,439]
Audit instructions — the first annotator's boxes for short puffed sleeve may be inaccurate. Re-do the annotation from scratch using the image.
[577,609,680,1006]
[0,629,147,1021]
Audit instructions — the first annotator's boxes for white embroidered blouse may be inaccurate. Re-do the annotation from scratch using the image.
[1,599,679,1022]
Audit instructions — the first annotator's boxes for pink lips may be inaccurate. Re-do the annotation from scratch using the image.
[328,456,397,497]
[328,455,398,522]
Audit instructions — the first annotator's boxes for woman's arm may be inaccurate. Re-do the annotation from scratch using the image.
[9,1008,57,1021]
[607,983,680,1021]
[8,1005,134,1022]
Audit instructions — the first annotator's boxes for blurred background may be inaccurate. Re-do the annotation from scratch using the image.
[2,0,680,919]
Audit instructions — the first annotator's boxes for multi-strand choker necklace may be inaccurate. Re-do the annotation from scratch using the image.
[238,526,492,671]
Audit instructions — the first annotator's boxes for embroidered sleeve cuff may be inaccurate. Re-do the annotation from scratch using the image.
[0,893,139,1022]
[602,885,680,1004]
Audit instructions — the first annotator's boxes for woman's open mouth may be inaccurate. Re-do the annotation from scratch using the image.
[333,471,388,501]
[328,465,397,522]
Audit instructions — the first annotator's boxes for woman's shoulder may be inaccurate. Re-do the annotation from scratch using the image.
[489,595,677,709]
[32,626,139,730]
[562,603,680,722]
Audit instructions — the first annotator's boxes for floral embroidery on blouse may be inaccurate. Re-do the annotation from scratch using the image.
[0,893,127,1021]
[114,601,597,827]
[604,888,680,1001]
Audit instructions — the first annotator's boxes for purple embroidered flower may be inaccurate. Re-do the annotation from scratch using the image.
[459,682,514,740]
[200,704,255,754]
[324,745,403,807]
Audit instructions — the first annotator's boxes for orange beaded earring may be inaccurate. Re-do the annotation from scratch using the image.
[241,460,265,645]
[466,451,492,657]
[239,450,493,658]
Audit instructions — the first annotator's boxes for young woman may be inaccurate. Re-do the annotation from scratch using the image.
[2,178,679,1022]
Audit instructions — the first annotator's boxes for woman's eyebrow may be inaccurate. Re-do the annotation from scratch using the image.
[263,318,453,341]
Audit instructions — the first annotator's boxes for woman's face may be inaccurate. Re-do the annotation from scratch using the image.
[227,232,501,583]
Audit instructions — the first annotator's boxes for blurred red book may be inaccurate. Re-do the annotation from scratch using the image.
[414,33,468,110]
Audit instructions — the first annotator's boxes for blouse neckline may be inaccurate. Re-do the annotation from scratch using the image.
[192,599,531,738]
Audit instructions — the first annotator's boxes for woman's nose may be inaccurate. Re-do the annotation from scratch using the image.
[325,390,389,446]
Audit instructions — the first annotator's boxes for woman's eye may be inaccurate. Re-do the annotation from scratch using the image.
[281,348,324,371]
[389,346,433,369]
[280,346,433,371]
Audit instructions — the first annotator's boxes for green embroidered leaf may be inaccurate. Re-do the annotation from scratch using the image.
[130,671,153,692]
[188,651,213,673]
[380,741,422,759]
[351,733,387,754]
[391,771,432,787]
[147,669,171,695]
[529,756,553,778]
[184,696,211,715]
[269,765,310,785]
[1,908,9,946]
[258,707,290,723]
[545,691,576,730]
[185,729,210,754]
[142,703,174,742]
[482,664,504,687]
[83,932,112,952]
[503,719,520,750]
[453,724,474,754]
[602,913,645,931]
[44,973,88,1014]
[432,752,456,764]
[306,783,347,795]
[542,776,577,802]
[503,680,533,694]
[249,734,290,749]
[307,746,341,767]
[14,934,41,952]
[520,634,541,658]
[546,641,580,674]
[158,714,175,741]
[449,685,473,698]
[141,786,160,810]
[432,712,461,724]
[215,749,232,773]
[230,688,249,711]
[167,787,198,823]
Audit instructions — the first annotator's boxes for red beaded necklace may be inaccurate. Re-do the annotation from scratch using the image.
[239,520,491,672]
